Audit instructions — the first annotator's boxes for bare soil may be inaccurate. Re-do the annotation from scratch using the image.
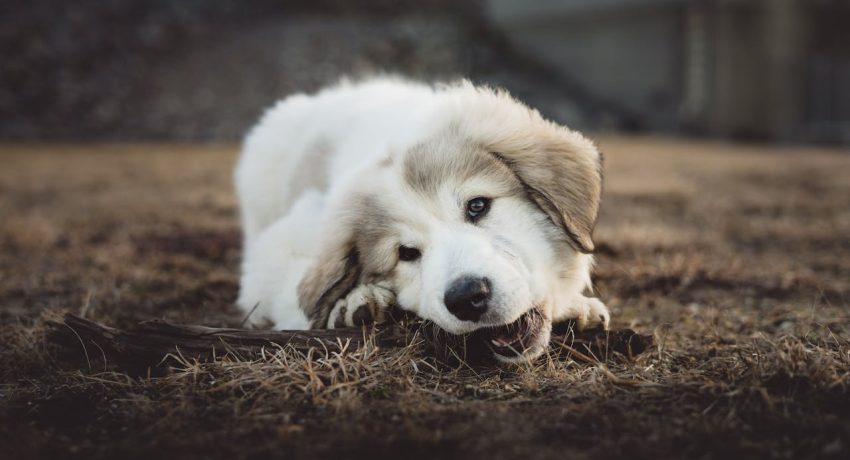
[1,137,849,459]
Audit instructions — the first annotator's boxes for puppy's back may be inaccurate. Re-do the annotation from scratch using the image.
[235,77,438,243]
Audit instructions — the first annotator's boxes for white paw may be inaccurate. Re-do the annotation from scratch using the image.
[555,296,610,331]
[326,284,396,328]
[582,297,610,330]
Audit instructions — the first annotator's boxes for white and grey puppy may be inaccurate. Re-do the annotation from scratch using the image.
[236,77,610,363]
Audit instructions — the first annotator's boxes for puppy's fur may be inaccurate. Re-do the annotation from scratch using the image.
[236,77,609,362]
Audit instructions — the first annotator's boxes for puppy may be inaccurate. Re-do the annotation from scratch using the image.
[236,77,609,363]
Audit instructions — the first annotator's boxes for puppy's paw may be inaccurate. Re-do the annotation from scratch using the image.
[327,284,395,328]
[582,297,610,330]
[555,296,610,331]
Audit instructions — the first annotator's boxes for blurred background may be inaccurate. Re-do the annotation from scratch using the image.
[2,0,849,145]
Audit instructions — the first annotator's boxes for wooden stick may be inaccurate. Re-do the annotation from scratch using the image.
[47,313,652,370]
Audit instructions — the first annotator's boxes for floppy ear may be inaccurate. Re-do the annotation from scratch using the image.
[297,242,362,328]
[488,130,602,253]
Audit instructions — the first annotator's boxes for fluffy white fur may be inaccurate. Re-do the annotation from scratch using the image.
[236,77,609,362]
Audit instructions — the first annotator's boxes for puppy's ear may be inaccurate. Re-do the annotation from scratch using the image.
[297,242,362,328]
[489,130,602,253]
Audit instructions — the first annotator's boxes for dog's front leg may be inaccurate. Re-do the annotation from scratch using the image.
[551,295,610,331]
[326,283,396,329]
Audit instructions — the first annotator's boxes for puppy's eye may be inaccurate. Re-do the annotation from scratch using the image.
[466,197,491,221]
[398,245,422,262]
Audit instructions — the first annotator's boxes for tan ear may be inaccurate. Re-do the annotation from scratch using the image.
[489,129,602,253]
[297,243,362,328]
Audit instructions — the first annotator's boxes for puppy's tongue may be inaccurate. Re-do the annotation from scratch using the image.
[490,314,531,347]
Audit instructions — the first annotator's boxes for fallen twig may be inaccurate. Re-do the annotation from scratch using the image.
[46,313,653,371]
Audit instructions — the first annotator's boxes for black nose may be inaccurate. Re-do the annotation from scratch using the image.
[444,276,491,321]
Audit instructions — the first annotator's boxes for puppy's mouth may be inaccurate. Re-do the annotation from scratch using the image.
[417,307,551,365]
[484,308,547,359]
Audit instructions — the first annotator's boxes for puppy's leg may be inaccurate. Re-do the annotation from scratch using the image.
[327,283,396,328]
[552,296,610,331]
[238,191,325,330]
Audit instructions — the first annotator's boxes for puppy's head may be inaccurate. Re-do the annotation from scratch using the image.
[299,85,602,363]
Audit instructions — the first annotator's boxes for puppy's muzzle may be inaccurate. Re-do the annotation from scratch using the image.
[444,276,491,322]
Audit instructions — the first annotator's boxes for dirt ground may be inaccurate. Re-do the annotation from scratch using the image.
[1,137,848,459]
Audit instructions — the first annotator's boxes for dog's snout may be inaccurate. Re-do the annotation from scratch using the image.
[444,276,491,321]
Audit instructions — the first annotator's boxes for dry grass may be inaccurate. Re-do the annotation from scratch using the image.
[1,137,849,459]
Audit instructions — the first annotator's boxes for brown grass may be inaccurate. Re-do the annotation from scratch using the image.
[1,137,849,459]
